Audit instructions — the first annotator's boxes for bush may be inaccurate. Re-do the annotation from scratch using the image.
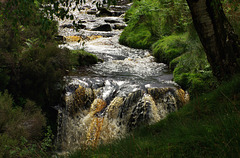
[11,43,71,106]
[152,33,188,64]
[0,2,71,107]
[0,91,51,157]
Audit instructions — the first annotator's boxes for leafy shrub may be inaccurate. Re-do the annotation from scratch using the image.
[152,33,188,64]
[0,0,70,108]
[0,68,10,91]
[0,91,51,157]
[13,43,71,107]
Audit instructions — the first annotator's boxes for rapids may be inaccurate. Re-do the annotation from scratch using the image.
[56,0,189,153]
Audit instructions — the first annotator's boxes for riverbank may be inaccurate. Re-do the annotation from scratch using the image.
[119,0,240,97]
[68,0,240,157]
[69,74,240,157]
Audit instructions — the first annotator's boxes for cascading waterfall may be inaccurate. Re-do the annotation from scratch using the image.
[56,0,189,153]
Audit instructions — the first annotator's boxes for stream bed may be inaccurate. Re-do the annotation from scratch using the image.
[56,0,189,153]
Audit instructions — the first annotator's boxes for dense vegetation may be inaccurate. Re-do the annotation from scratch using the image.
[0,1,99,157]
[120,0,240,97]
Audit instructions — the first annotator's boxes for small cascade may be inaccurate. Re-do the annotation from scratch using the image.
[56,79,189,151]
[55,0,189,153]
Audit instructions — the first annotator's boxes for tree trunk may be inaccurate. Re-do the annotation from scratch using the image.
[186,0,240,81]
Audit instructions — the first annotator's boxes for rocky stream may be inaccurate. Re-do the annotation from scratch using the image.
[55,0,189,153]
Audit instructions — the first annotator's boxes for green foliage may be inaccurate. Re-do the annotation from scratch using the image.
[0,68,10,91]
[119,0,191,49]
[223,0,240,36]
[0,91,53,158]
[172,38,217,97]
[120,0,215,96]
[152,33,188,64]
[174,72,216,97]
[69,74,240,157]
[0,2,74,153]
[119,1,160,49]
[17,43,71,106]
[71,49,98,66]
[0,0,71,107]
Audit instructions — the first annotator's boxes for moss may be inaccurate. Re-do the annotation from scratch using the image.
[119,23,156,49]
[119,1,161,49]
[173,48,217,97]
[71,49,98,66]
[120,0,190,49]
[152,33,188,64]
[174,72,216,97]
[169,55,182,71]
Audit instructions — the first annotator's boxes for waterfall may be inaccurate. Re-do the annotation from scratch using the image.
[56,80,188,151]
[55,0,189,153]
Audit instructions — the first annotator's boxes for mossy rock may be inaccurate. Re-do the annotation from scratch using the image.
[119,1,161,49]
[71,50,98,66]
[152,33,188,64]
[119,23,155,49]
[174,72,216,97]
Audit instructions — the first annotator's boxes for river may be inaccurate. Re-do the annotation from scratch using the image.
[55,0,188,153]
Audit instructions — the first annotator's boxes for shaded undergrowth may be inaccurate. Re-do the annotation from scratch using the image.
[69,74,240,158]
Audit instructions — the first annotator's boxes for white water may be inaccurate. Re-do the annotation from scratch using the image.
[56,1,189,153]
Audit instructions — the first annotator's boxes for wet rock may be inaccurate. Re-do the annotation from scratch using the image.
[60,23,86,30]
[68,85,86,116]
[127,94,154,131]
[87,9,98,15]
[111,11,125,17]
[90,99,107,115]
[60,23,74,28]
[106,97,124,119]
[75,24,86,29]
[91,24,112,31]
[113,24,126,29]
[79,20,87,23]
[55,35,65,42]
[88,19,96,22]
[96,8,113,17]
[109,5,131,11]
[104,17,121,23]
[115,0,132,5]
[57,79,189,152]
[85,88,95,109]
